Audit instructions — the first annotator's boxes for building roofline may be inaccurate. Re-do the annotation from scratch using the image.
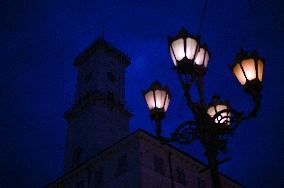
[44,128,245,187]
[135,128,245,188]
[73,37,131,67]
[44,129,142,187]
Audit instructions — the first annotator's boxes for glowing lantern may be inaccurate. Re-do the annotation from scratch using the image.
[232,49,264,86]
[168,28,199,74]
[143,81,171,119]
[207,96,231,125]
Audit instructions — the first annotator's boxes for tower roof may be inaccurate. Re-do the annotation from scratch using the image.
[74,37,131,67]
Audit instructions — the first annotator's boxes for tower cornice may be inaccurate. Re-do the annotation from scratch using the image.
[64,90,133,121]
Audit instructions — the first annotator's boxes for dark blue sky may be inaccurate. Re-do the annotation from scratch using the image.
[0,0,283,187]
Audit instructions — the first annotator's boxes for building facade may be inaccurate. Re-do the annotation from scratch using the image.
[46,130,243,188]
[46,38,243,188]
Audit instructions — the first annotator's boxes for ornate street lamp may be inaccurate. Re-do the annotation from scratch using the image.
[207,96,231,126]
[143,81,170,136]
[232,49,264,102]
[142,28,265,188]
[168,28,200,74]
[142,81,170,119]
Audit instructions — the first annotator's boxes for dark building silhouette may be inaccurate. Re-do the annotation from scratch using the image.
[46,38,243,188]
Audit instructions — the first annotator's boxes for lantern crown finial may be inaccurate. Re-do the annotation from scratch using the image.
[235,49,265,64]
[150,80,162,90]
[177,28,190,38]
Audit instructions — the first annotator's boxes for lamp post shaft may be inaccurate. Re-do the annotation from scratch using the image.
[205,146,222,188]
[197,77,206,105]
[155,115,162,138]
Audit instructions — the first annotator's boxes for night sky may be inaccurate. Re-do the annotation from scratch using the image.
[0,0,284,187]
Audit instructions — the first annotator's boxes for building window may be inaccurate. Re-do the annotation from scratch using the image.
[154,155,165,175]
[116,154,127,177]
[72,147,82,168]
[197,177,205,188]
[76,180,84,188]
[93,169,103,188]
[176,167,186,185]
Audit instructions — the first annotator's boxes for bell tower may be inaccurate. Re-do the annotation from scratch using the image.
[62,38,132,173]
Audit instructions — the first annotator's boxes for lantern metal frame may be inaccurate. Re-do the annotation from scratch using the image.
[142,29,264,188]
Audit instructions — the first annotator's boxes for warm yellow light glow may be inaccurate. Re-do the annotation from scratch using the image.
[195,48,205,65]
[186,38,197,60]
[216,105,228,124]
[204,52,209,67]
[242,59,256,81]
[195,47,209,67]
[144,89,170,112]
[164,94,170,112]
[216,105,227,113]
[207,105,230,125]
[207,106,216,117]
[171,39,185,61]
[170,48,177,66]
[145,91,155,110]
[233,63,246,85]
[155,90,166,109]
[258,59,264,81]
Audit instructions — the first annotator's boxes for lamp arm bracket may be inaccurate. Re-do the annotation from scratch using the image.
[196,76,206,105]
[155,120,197,145]
[170,120,198,145]
[233,94,261,123]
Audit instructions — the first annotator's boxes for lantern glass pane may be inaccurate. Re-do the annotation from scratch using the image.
[164,94,170,112]
[216,105,230,125]
[186,38,197,60]
[195,48,205,65]
[220,118,226,123]
[154,90,167,109]
[257,59,264,81]
[242,59,256,81]
[207,106,216,117]
[216,104,227,112]
[171,38,185,61]
[145,91,155,110]
[217,105,227,119]
[204,51,209,67]
[233,63,246,85]
[208,105,230,125]
[170,47,177,66]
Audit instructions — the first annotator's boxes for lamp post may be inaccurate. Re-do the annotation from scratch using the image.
[142,81,170,137]
[142,28,265,188]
